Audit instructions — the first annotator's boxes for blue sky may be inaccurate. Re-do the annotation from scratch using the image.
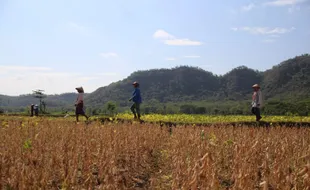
[0,0,309,95]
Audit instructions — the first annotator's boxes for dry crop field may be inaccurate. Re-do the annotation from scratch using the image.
[1,116,310,189]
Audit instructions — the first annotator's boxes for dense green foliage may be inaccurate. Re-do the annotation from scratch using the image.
[0,93,79,113]
[1,114,309,124]
[114,113,310,123]
[262,54,310,99]
[86,54,310,116]
[1,54,309,115]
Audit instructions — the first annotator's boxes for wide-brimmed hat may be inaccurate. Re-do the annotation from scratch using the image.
[75,86,84,92]
[132,81,139,86]
[252,84,260,88]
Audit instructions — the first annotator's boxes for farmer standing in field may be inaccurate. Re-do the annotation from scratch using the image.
[75,86,89,122]
[30,104,34,117]
[129,81,142,120]
[251,84,263,121]
[34,104,39,116]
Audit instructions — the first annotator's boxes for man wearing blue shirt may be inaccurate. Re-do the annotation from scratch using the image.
[129,81,142,120]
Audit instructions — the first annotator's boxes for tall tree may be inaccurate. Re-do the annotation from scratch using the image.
[32,89,47,113]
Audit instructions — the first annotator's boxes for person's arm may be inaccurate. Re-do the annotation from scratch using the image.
[75,96,79,105]
[129,89,137,101]
[256,91,260,107]
[258,91,263,107]
[76,94,83,104]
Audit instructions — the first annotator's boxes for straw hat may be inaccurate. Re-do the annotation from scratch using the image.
[252,84,260,88]
[132,81,139,87]
[75,86,84,92]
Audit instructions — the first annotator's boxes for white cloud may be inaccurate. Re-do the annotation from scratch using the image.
[153,29,203,46]
[36,72,80,77]
[153,29,175,39]
[183,55,201,58]
[264,0,306,6]
[288,5,301,13]
[95,72,119,76]
[229,9,238,14]
[68,22,89,34]
[165,57,176,61]
[241,3,256,11]
[99,52,118,58]
[69,22,83,29]
[269,34,280,38]
[262,39,276,43]
[231,27,238,31]
[231,27,295,35]
[0,65,52,72]
[165,39,203,46]
[0,65,121,95]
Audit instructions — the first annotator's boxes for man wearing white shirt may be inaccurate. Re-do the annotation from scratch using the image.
[251,84,263,121]
[75,86,89,122]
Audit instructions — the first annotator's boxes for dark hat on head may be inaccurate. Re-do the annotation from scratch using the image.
[132,81,139,86]
[75,86,84,92]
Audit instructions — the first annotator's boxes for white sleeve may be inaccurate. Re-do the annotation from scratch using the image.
[76,94,84,104]
[258,91,263,107]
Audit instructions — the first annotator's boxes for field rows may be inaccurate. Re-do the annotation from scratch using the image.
[2,114,310,124]
[1,116,310,189]
[115,113,310,123]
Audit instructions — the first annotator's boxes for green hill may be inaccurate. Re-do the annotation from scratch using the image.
[86,66,221,106]
[0,93,80,113]
[1,54,309,115]
[262,55,310,100]
[86,65,264,105]
[85,54,310,115]
[87,54,309,103]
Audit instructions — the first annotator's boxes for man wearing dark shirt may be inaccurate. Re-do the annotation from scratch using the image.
[129,81,142,120]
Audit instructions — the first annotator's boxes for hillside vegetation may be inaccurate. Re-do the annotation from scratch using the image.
[86,54,310,115]
[1,54,309,115]
[0,93,79,112]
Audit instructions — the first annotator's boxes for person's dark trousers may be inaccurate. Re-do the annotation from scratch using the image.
[251,107,262,121]
[30,106,34,117]
[130,102,141,119]
[75,103,88,122]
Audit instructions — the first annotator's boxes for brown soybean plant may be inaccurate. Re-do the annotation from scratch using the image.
[1,116,310,189]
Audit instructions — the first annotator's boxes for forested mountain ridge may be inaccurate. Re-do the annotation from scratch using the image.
[86,66,222,106]
[86,66,263,105]
[1,54,309,115]
[262,55,310,100]
[0,93,82,112]
[86,54,309,106]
